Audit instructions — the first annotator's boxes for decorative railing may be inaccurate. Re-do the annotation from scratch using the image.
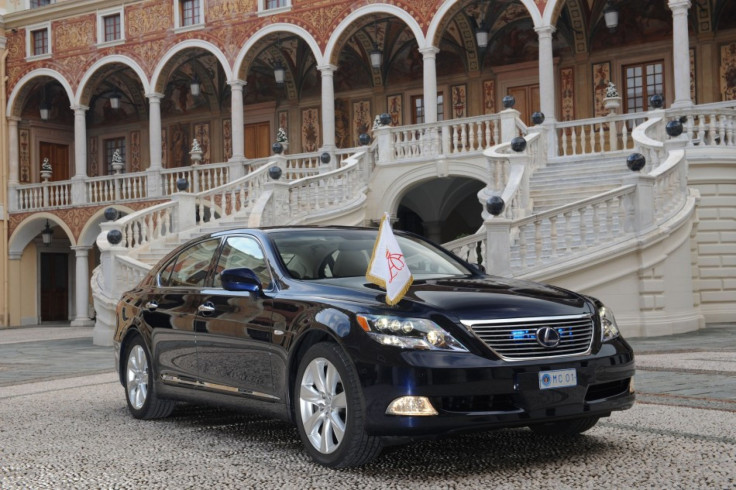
[87,173,148,204]
[556,112,642,157]
[384,113,504,162]
[668,102,736,148]
[161,163,231,194]
[484,130,543,221]
[282,152,367,225]
[651,148,688,223]
[16,181,72,210]
[195,164,271,225]
[117,201,179,250]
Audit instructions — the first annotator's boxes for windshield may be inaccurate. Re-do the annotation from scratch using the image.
[269,229,473,280]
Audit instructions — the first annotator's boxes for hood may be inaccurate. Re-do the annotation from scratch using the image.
[288,275,592,320]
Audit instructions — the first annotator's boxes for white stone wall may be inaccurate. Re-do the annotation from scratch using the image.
[688,153,736,324]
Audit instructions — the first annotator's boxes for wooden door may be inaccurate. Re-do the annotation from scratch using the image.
[245,122,271,159]
[507,84,540,126]
[39,142,70,181]
[41,253,68,322]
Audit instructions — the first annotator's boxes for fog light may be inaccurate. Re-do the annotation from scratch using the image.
[386,396,438,416]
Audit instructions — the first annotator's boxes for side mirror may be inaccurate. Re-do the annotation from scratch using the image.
[472,263,486,274]
[220,268,262,293]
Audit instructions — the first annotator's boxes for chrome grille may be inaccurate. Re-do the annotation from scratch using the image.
[461,314,594,361]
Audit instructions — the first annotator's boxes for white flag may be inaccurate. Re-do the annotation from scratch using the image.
[366,214,413,306]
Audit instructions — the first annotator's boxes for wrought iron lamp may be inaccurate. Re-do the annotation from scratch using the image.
[41,220,53,246]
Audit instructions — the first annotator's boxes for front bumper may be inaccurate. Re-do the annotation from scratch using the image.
[356,341,635,437]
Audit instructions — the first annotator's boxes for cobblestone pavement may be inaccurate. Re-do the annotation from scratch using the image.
[0,325,735,488]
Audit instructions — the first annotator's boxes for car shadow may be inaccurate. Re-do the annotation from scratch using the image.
[153,404,619,474]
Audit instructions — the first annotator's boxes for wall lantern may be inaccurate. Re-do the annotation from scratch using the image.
[604,3,619,32]
[41,220,53,246]
[109,90,121,109]
[39,100,50,120]
[475,22,489,49]
[370,44,383,70]
[190,74,201,96]
[273,61,286,86]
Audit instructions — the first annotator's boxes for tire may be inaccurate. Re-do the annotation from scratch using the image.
[124,335,175,420]
[529,416,600,436]
[295,342,382,468]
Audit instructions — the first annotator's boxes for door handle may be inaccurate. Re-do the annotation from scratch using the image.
[145,301,158,311]
[197,302,216,314]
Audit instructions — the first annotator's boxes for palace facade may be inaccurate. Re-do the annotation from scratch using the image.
[0,0,734,339]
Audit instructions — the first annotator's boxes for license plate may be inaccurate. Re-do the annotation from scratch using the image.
[539,369,577,390]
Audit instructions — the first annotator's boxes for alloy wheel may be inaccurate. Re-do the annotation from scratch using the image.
[298,357,348,454]
[126,344,149,410]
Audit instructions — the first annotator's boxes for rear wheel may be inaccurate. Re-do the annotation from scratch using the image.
[295,342,382,468]
[124,335,175,420]
[529,416,600,436]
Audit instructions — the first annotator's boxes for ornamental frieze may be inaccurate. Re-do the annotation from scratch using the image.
[8,200,170,243]
[128,1,172,38]
[130,39,168,75]
[54,16,95,53]
[208,0,257,21]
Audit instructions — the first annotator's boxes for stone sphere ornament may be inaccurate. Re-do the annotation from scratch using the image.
[666,119,683,137]
[320,152,331,164]
[486,196,505,216]
[380,113,392,126]
[107,229,123,245]
[268,166,283,180]
[104,207,119,221]
[531,112,545,125]
[510,136,527,152]
[359,133,371,146]
[176,178,189,191]
[649,94,664,109]
[272,142,284,154]
[502,95,516,109]
[627,153,646,172]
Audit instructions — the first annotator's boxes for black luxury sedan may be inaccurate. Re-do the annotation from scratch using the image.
[113,226,635,468]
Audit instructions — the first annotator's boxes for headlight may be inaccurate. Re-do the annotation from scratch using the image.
[356,314,468,352]
[600,305,620,341]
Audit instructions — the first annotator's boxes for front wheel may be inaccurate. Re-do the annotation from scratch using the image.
[124,335,175,420]
[529,416,600,436]
[295,342,381,468]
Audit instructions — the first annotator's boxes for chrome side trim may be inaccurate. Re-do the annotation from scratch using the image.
[160,374,280,401]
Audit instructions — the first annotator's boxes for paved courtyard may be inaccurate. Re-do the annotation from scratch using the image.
[1,325,735,488]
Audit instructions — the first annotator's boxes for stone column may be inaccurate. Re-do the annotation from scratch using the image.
[73,105,88,178]
[319,64,337,153]
[535,25,558,157]
[147,93,164,171]
[71,105,89,205]
[535,25,556,123]
[669,0,693,108]
[228,80,246,162]
[8,117,19,186]
[71,246,94,327]
[420,47,439,124]
[146,93,164,197]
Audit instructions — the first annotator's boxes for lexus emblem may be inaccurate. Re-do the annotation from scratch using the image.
[536,327,561,348]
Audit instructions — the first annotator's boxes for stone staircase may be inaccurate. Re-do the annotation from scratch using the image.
[530,155,631,211]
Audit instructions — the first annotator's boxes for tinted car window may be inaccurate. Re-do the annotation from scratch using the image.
[269,229,471,280]
[167,239,220,287]
[213,236,272,289]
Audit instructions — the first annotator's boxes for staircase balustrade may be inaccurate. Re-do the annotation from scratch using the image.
[668,102,736,147]
[556,113,641,157]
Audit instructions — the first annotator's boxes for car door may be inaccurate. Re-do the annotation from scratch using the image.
[194,235,278,401]
[147,238,221,385]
